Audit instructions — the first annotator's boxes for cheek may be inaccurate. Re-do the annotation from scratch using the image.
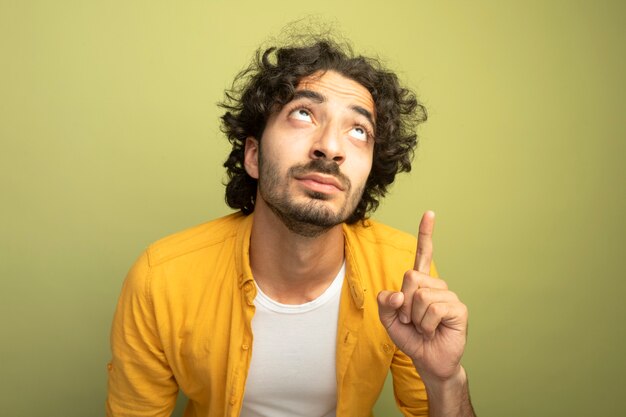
[346,159,373,193]
[263,128,306,157]
[259,145,293,181]
[356,150,374,181]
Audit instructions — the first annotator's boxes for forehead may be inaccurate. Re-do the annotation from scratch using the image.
[296,71,375,120]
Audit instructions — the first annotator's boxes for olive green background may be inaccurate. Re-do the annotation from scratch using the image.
[1,1,625,416]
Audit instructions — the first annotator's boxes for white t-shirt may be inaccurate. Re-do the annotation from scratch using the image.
[240,262,345,417]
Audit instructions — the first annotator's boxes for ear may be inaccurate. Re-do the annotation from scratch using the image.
[243,137,259,179]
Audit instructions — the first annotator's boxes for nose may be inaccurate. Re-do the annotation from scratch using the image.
[310,125,345,164]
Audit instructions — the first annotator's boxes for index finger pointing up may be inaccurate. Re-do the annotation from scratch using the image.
[414,211,435,274]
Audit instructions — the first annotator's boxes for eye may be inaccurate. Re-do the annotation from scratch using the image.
[349,126,368,141]
[290,108,313,122]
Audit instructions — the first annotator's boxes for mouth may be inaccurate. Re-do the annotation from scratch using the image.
[295,173,345,193]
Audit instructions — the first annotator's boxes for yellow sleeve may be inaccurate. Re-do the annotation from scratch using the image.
[390,349,429,416]
[106,251,178,417]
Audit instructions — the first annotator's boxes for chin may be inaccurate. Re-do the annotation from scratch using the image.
[304,190,334,201]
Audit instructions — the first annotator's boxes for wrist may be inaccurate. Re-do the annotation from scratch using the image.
[418,366,474,417]
[420,364,467,396]
[411,359,465,388]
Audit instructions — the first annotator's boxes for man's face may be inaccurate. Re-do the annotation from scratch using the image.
[245,70,376,237]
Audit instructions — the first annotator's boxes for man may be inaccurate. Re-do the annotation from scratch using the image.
[107,38,476,417]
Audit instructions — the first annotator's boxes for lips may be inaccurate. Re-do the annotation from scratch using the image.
[296,173,345,192]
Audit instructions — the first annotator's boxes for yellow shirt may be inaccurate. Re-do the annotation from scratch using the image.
[107,212,431,416]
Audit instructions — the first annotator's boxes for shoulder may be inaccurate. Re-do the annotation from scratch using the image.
[145,212,248,267]
[344,219,416,256]
[343,220,439,290]
[343,219,417,289]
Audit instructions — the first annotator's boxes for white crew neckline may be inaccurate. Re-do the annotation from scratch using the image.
[253,261,346,314]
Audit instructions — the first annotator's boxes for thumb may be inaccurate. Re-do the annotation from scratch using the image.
[377,290,404,328]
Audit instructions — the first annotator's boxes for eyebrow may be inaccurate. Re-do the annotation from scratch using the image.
[290,89,376,130]
[350,105,376,131]
[291,89,325,103]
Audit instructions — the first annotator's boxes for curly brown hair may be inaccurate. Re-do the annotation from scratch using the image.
[220,38,427,224]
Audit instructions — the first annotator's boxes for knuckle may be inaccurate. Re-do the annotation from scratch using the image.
[413,271,429,285]
[446,290,459,302]
[403,269,419,282]
[413,287,431,304]
[436,278,449,290]
[430,303,447,316]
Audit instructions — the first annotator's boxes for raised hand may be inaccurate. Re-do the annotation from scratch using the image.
[377,211,469,383]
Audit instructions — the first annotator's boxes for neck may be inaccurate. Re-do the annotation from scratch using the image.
[249,199,345,305]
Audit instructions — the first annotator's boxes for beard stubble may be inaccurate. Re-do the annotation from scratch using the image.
[257,154,364,238]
